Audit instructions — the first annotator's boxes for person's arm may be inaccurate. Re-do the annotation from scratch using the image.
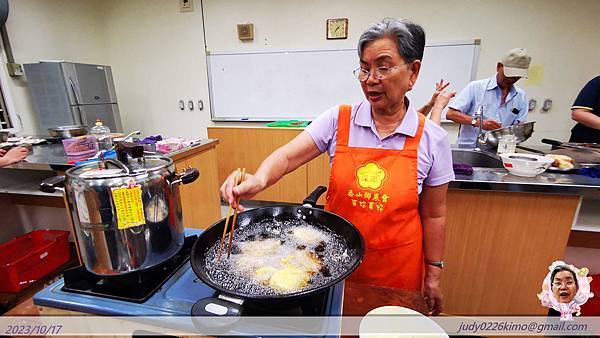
[428,91,456,125]
[446,82,501,130]
[445,82,475,124]
[446,107,502,130]
[570,77,600,129]
[571,108,600,130]
[418,79,450,116]
[0,147,28,167]
[419,182,448,316]
[220,131,322,208]
[444,107,472,124]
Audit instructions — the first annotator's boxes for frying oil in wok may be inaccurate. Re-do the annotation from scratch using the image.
[204,217,356,296]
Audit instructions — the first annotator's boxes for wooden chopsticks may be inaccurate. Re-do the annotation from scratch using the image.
[217,168,246,261]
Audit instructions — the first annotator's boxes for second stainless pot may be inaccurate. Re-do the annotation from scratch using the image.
[41,154,199,275]
[48,125,89,139]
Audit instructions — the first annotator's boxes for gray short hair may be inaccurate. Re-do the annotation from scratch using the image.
[358,18,425,63]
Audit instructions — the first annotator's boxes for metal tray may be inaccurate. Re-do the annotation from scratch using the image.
[546,162,598,173]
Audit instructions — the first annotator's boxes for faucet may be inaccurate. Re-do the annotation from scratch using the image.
[474,105,484,151]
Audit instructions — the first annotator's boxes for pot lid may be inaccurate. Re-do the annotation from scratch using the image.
[67,156,172,179]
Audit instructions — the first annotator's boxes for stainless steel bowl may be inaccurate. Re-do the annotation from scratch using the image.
[48,125,88,139]
[483,122,535,147]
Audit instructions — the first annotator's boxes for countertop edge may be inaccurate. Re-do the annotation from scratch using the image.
[168,139,219,162]
[4,139,220,171]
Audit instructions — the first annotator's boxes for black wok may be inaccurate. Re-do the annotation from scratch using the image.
[189,186,364,316]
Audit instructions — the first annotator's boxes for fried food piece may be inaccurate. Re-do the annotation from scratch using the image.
[546,154,575,169]
[254,266,278,284]
[292,227,325,245]
[231,255,270,274]
[546,154,573,162]
[281,251,321,273]
[557,161,575,169]
[269,267,309,291]
[238,238,281,256]
[546,154,574,167]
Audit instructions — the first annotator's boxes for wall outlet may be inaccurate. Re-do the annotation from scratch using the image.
[179,0,193,12]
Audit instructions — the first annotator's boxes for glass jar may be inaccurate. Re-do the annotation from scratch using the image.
[90,119,113,151]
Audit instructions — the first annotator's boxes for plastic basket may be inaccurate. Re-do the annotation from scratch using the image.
[0,230,70,293]
[266,120,309,128]
[62,135,98,156]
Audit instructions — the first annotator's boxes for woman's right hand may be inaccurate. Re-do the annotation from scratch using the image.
[220,170,267,211]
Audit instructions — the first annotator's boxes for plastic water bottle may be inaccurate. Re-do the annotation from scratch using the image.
[90,119,113,151]
[497,131,517,155]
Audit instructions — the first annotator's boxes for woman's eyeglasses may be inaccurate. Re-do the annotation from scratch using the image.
[553,280,575,288]
[353,64,407,82]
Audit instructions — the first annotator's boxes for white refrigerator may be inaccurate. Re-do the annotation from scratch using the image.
[24,61,123,134]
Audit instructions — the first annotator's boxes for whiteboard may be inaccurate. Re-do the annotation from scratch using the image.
[208,40,480,121]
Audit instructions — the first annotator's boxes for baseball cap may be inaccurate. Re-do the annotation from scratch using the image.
[501,48,531,78]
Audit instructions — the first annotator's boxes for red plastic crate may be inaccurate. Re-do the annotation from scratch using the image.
[0,230,70,293]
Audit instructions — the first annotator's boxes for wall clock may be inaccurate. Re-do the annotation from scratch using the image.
[326,18,348,40]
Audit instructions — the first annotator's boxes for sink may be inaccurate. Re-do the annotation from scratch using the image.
[452,149,504,168]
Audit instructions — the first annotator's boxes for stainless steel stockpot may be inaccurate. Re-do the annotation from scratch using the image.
[41,155,199,275]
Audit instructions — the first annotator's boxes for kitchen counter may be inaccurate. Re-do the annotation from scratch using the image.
[0,138,222,245]
[342,281,427,315]
[451,167,600,194]
[5,139,219,171]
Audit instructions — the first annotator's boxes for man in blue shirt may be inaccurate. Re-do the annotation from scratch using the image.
[446,48,531,145]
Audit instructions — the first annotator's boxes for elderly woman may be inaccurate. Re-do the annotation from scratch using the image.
[220,18,454,315]
[551,265,579,304]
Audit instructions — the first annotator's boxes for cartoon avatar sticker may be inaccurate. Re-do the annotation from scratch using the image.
[538,260,594,321]
[355,162,387,190]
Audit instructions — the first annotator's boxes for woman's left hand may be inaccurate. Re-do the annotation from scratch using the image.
[430,79,450,102]
[423,266,443,315]
[434,90,456,109]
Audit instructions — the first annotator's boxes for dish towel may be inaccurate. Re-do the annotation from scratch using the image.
[453,163,474,176]
[578,166,600,178]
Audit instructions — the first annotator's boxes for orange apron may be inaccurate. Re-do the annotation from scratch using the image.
[325,104,425,290]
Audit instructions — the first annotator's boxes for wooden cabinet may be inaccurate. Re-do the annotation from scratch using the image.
[208,126,330,204]
[172,141,222,229]
[443,190,580,315]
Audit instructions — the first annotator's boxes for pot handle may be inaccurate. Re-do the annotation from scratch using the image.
[541,138,563,147]
[40,176,66,193]
[303,186,327,207]
[171,167,200,187]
